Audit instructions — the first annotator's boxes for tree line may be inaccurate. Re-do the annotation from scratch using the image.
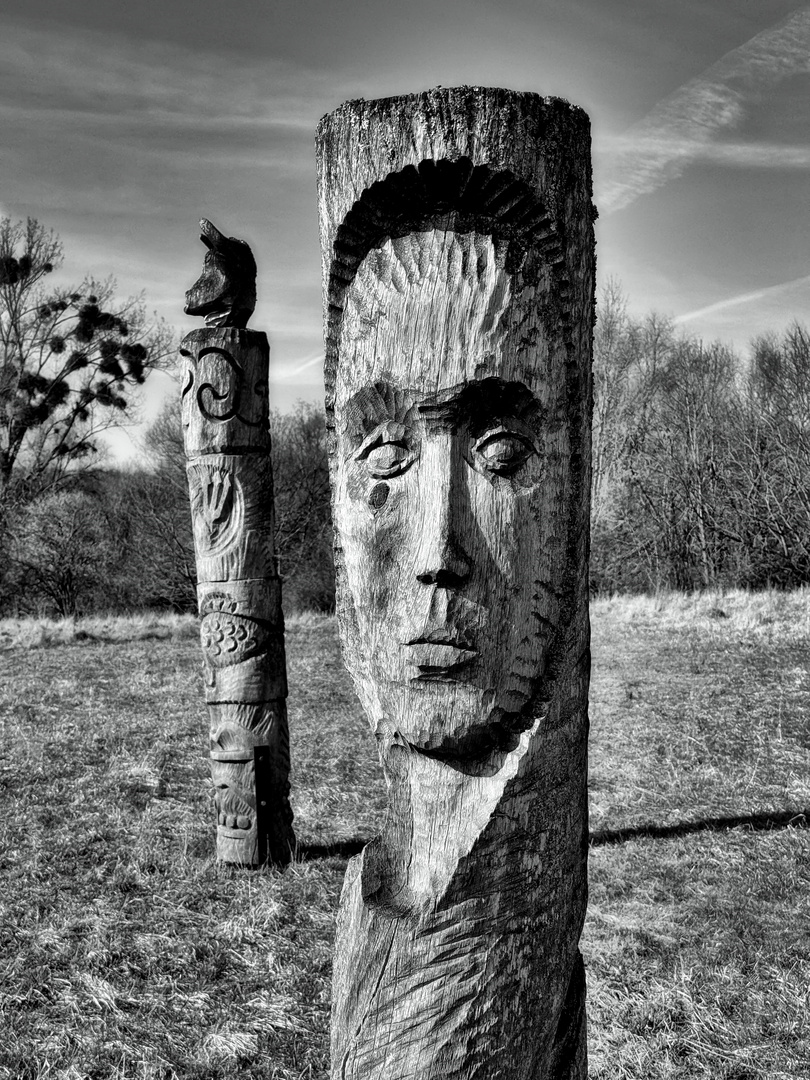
[2,217,809,616]
[0,217,333,617]
[592,281,810,592]
[0,398,334,618]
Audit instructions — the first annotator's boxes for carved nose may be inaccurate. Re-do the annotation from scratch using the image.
[416,543,471,588]
[415,438,471,588]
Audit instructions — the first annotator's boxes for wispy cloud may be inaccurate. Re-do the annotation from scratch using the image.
[0,20,347,132]
[602,135,810,172]
[599,6,810,213]
[270,353,325,382]
[675,273,810,325]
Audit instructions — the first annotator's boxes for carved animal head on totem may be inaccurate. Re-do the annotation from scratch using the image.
[325,160,587,770]
[184,218,257,329]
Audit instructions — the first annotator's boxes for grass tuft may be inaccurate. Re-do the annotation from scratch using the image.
[0,612,199,650]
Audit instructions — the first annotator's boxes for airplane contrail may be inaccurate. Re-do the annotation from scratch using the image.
[271,353,324,381]
[674,273,810,324]
[600,5,810,214]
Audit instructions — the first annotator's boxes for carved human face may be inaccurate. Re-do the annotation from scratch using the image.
[333,230,571,760]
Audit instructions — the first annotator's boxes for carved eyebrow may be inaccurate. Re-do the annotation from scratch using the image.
[341,378,541,443]
[341,381,416,447]
[457,379,539,417]
[409,379,541,427]
[352,421,409,459]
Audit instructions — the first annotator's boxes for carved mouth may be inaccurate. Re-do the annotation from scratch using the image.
[406,625,475,645]
[403,640,477,676]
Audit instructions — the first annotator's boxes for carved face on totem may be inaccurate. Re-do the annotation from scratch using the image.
[333,228,571,761]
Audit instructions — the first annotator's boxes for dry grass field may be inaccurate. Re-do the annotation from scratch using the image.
[1,592,808,1079]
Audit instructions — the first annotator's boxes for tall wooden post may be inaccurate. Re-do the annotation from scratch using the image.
[181,219,294,867]
[317,88,595,1077]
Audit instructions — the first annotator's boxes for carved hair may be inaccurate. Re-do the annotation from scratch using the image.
[323,158,572,408]
[341,229,512,356]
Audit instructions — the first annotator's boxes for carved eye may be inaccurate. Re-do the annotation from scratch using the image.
[355,422,415,479]
[473,429,535,476]
[364,443,412,478]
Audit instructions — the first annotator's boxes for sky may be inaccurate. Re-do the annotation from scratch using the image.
[3,0,809,461]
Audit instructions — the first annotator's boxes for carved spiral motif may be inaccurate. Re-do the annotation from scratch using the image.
[196,346,266,426]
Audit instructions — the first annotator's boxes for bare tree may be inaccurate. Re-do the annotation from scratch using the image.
[591,281,668,527]
[269,401,333,609]
[622,336,742,589]
[734,324,810,585]
[591,291,678,589]
[11,488,112,615]
[0,217,174,500]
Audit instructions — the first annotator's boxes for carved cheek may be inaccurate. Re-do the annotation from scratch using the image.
[335,460,405,606]
[467,464,530,558]
[468,473,543,648]
[364,477,411,613]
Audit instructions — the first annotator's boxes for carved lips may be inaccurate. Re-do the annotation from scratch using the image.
[403,627,477,677]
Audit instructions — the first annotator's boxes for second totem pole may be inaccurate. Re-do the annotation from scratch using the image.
[317,88,595,1078]
[182,219,295,868]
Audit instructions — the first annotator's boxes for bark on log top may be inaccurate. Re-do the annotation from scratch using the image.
[316,86,592,271]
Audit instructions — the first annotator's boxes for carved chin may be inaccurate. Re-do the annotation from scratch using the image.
[368,677,536,765]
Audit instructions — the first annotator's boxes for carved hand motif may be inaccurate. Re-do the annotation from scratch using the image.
[184,219,257,329]
[187,463,243,557]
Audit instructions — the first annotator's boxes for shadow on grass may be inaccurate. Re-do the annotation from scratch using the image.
[295,839,368,861]
[590,808,809,847]
[295,810,810,862]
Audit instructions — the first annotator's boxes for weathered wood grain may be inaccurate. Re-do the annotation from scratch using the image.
[181,236,294,867]
[317,87,594,1078]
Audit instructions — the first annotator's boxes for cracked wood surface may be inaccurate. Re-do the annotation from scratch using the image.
[317,87,595,1078]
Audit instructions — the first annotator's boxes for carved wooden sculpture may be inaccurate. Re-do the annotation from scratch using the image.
[317,88,595,1078]
[181,219,294,867]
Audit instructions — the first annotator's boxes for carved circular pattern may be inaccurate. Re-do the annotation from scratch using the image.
[200,612,266,667]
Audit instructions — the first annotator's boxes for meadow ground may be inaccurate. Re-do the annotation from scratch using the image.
[0,592,808,1079]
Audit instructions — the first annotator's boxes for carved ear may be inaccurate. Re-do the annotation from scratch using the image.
[199,218,226,252]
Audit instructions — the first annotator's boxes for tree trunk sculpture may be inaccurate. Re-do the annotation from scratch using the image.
[181,219,294,867]
[317,88,595,1078]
